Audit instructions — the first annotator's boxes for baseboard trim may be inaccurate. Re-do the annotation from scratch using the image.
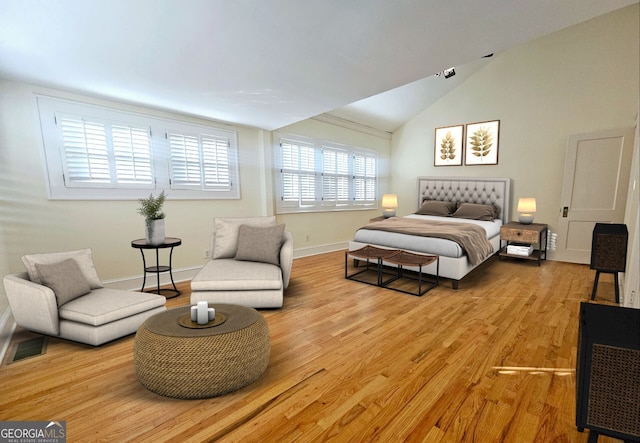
[294,242,348,258]
[103,266,202,291]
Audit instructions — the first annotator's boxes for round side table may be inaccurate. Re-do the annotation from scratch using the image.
[131,237,181,298]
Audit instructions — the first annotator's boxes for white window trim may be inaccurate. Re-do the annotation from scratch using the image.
[36,95,240,200]
[274,132,378,214]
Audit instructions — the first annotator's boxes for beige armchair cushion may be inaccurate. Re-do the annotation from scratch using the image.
[35,258,91,306]
[190,259,283,291]
[59,288,167,327]
[213,216,276,259]
[22,248,103,289]
[235,224,285,265]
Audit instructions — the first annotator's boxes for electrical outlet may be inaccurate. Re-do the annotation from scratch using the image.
[204,249,210,259]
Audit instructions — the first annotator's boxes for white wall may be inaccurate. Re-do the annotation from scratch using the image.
[391,5,639,260]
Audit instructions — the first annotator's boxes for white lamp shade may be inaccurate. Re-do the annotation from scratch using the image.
[517,197,536,213]
[517,197,536,224]
[381,194,398,218]
[381,194,398,208]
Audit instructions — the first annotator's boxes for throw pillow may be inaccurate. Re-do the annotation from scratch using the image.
[212,216,277,259]
[22,248,103,289]
[452,203,495,221]
[35,258,91,306]
[416,200,456,216]
[234,224,285,265]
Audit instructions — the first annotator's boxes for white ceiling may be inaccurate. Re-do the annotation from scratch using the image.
[326,56,494,133]
[0,0,636,132]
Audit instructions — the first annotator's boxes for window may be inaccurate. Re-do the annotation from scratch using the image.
[167,127,233,191]
[37,96,239,200]
[275,133,377,213]
[57,114,153,188]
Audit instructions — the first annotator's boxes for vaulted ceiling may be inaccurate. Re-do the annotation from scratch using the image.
[0,0,636,132]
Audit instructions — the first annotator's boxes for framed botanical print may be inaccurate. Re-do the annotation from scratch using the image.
[465,120,500,165]
[434,124,464,166]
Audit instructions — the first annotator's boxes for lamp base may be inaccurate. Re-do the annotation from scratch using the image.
[383,209,396,218]
[518,214,534,224]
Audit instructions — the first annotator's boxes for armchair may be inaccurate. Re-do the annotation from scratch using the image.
[190,216,293,308]
[3,248,167,346]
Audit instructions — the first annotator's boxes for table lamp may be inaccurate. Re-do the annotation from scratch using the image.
[517,197,536,224]
[381,194,398,218]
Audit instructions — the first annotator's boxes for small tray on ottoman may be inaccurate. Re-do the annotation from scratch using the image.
[178,312,227,329]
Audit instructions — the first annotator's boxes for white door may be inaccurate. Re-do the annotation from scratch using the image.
[555,128,634,264]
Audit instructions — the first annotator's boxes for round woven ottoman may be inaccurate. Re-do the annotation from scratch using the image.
[134,304,270,399]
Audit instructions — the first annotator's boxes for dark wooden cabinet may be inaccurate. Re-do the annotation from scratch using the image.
[576,302,640,442]
[590,223,628,302]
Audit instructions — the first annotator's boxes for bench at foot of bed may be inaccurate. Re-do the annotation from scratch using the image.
[345,246,439,296]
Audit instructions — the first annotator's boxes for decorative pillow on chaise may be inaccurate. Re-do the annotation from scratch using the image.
[22,248,103,289]
[234,224,285,265]
[416,200,456,216]
[213,216,276,259]
[35,258,91,306]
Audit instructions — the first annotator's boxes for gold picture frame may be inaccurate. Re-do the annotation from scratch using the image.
[464,120,499,165]
[434,124,464,166]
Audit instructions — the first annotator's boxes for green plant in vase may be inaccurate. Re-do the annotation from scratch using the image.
[138,191,166,244]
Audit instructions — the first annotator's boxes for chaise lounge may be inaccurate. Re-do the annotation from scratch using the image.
[190,216,293,309]
[3,248,167,346]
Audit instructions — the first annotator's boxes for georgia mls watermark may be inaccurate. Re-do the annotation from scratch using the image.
[0,421,66,443]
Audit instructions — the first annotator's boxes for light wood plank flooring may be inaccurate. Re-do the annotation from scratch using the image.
[0,251,622,442]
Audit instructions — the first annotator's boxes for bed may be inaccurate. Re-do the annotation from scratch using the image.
[348,176,511,289]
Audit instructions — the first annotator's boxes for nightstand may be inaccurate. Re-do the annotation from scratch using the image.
[369,216,388,222]
[499,222,548,266]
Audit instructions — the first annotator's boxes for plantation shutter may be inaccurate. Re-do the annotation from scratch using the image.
[57,114,152,188]
[168,132,232,190]
[112,125,153,184]
[202,135,231,189]
[322,147,349,207]
[353,152,376,205]
[280,139,317,208]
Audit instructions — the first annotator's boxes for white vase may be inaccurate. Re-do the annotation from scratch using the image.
[145,218,165,245]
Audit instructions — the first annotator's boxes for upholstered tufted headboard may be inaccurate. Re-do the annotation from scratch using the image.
[417,176,511,224]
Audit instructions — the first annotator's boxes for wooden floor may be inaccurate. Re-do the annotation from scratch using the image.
[0,251,622,442]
